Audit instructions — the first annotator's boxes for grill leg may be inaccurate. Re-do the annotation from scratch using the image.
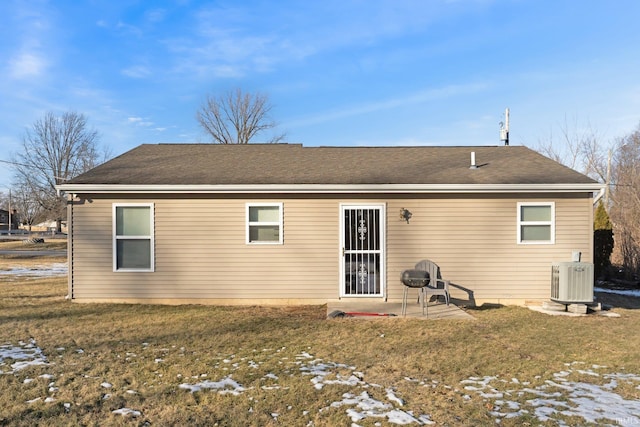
[420,288,427,317]
[402,286,408,316]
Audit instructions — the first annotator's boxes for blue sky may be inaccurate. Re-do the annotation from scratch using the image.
[1,0,640,187]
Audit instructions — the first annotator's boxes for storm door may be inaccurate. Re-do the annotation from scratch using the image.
[340,205,385,297]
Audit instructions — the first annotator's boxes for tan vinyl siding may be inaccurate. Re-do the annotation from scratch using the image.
[70,195,341,301]
[386,194,593,304]
[69,193,593,305]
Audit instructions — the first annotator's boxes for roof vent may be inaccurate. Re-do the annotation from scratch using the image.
[470,151,477,169]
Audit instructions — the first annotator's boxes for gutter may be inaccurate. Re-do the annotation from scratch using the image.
[57,183,605,195]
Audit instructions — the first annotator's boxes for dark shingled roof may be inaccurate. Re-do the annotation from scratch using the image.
[66,143,597,186]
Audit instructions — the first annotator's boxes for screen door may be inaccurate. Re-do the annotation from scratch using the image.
[341,205,384,297]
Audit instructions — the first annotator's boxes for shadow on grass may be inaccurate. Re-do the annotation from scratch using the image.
[465,303,505,311]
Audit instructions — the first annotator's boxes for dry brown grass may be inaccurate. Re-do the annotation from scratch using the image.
[1,254,640,426]
[0,239,67,251]
[0,240,66,271]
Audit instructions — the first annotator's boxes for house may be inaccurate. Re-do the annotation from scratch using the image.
[0,208,19,232]
[56,143,603,306]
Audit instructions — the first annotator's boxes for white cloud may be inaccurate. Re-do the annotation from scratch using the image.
[8,52,47,79]
[145,8,166,23]
[160,1,478,82]
[128,117,154,127]
[288,82,490,128]
[121,65,151,79]
[116,20,142,37]
[3,5,53,80]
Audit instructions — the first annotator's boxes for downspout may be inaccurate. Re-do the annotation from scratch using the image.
[593,150,611,207]
[592,187,606,206]
[67,193,73,301]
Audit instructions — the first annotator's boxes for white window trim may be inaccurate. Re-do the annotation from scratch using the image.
[246,202,283,245]
[113,203,155,272]
[517,202,555,245]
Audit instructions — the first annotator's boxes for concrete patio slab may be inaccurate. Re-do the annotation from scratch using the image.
[326,300,474,320]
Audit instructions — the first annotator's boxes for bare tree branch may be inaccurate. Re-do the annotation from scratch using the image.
[12,111,102,231]
[5,184,47,231]
[534,115,607,181]
[610,124,640,278]
[196,88,286,144]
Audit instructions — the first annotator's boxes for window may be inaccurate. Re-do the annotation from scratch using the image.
[113,204,154,271]
[517,202,555,244]
[246,203,283,244]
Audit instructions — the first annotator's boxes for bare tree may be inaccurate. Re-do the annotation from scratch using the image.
[10,184,47,232]
[196,88,286,144]
[536,118,640,279]
[535,115,608,181]
[12,111,103,232]
[609,125,640,279]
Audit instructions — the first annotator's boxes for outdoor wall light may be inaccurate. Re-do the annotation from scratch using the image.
[400,208,412,224]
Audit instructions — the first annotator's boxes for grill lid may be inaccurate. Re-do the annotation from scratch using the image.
[401,269,430,288]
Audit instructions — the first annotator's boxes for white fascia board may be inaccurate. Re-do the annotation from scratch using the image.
[57,182,604,194]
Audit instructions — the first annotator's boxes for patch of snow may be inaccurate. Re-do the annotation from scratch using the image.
[8,339,639,426]
[0,263,67,277]
[298,353,432,424]
[595,287,640,297]
[175,350,433,424]
[462,365,640,425]
[179,376,246,395]
[0,339,48,373]
[112,408,141,417]
[298,357,360,390]
[297,351,313,359]
[386,388,404,406]
[331,391,430,425]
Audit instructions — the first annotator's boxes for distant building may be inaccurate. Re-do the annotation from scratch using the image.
[0,209,19,231]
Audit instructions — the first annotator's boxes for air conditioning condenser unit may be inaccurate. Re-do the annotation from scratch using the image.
[551,262,594,304]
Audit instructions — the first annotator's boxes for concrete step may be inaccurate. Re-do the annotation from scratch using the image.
[542,300,566,312]
[567,304,588,314]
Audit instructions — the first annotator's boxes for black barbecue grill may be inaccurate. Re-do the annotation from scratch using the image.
[401,269,430,316]
[401,269,430,287]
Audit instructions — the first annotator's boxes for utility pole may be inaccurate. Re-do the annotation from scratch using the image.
[500,108,510,146]
[7,189,11,234]
[605,149,612,208]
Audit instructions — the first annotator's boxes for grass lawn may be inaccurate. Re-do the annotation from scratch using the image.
[1,253,640,426]
[0,239,67,251]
